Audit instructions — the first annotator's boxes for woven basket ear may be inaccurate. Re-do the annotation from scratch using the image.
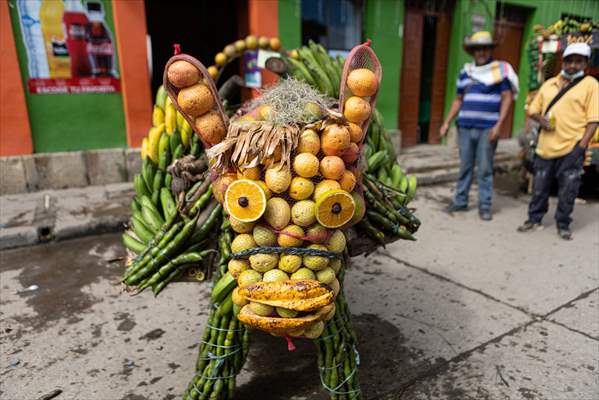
[163,54,228,149]
[338,44,382,143]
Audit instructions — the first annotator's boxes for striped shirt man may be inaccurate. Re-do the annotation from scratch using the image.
[456,69,512,129]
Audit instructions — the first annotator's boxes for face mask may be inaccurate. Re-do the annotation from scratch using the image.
[560,69,584,81]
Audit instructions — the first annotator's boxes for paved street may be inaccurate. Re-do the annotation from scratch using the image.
[1,176,597,400]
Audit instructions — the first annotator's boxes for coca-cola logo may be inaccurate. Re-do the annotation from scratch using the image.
[88,42,113,56]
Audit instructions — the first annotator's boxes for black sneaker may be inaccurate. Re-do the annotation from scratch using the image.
[517,220,543,232]
[445,203,468,214]
[557,227,572,240]
[479,209,492,221]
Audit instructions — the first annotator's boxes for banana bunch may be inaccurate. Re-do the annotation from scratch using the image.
[123,85,203,257]
[285,40,344,98]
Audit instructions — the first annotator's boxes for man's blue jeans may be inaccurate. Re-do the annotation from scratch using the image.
[453,127,498,210]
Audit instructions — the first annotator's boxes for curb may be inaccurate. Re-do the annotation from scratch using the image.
[1,148,140,195]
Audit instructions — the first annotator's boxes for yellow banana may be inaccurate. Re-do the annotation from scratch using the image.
[176,111,184,131]
[165,103,177,135]
[152,105,165,127]
[141,137,148,161]
[148,123,164,162]
[180,117,192,147]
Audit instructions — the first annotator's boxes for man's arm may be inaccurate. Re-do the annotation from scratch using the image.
[439,95,463,137]
[489,90,513,141]
[579,122,599,149]
[526,87,554,132]
[527,112,554,131]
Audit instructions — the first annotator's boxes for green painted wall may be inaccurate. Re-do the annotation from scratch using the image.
[444,0,599,137]
[278,0,301,50]
[363,0,405,131]
[8,0,127,153]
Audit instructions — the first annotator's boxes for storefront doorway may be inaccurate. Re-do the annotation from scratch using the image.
[144,0,245,96]
[399,0,454,146]
[493,3,529,139]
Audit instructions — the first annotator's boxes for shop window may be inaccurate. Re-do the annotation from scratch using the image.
[301,0,364,53]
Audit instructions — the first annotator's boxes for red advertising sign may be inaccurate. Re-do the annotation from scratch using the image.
[16,0,120,95]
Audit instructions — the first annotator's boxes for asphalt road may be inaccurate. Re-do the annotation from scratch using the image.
[1,178,597,400]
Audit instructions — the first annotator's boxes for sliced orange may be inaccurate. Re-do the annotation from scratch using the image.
[225,179,267,222]
[315,189,356,228]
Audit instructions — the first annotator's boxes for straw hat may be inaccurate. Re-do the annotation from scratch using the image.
[464,31,497,53]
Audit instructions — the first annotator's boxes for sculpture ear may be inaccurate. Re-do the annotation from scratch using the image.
[339,39,383,141]
[162,54,229,149]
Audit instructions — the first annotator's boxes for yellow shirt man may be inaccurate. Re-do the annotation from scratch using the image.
[528,75,599,159]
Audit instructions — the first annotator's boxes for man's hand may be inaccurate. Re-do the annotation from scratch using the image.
[538,116,555,132]
[489,124,501,141]
[439,122,450,138]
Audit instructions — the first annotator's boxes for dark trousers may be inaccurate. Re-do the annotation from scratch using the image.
[528,145,585,229]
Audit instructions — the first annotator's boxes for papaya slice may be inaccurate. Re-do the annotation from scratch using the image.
[238,279,334,312]
[237,303,330,335]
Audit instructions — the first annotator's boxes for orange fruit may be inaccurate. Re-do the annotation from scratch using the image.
[255,180,271,199]
[207,66,219,79]
[215,52,227,66]
[293,153,320,178]
[320,156,346,180]
[344,96,371,124]
[348,123,364,143]
[298,129,320,155]
[321,124,350,156]
[225,179,267,222]
[338,170,357,192]
[256,104,273,121]
[314,180,341,200]
[347,68,378,97]
[246,35,258,49]
[229,217,255,234]
[195,111,226,145]
[238,166,262,180]
[348,191,366,226]
[278,225,305,247]
[167,60,200,88]
[342,142,360,164]
[259,36,270,49]
[224,44,237,58]
[235,40,246,52]
[264,197,291,230]
[315,189,356,229]
[289,177,314,200]
[178,83,214,118]
[212,172,237,203]
[238,114,255,123]
[291,200,316,227]
[270,38,281,50]
[265,166,291,193]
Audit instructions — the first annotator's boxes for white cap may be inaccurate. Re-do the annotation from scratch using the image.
[563,43,591,58]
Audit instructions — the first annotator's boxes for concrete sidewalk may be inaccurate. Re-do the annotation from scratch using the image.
[0,140,520,250]
[0,183,133,250]
[1,182,596,400]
